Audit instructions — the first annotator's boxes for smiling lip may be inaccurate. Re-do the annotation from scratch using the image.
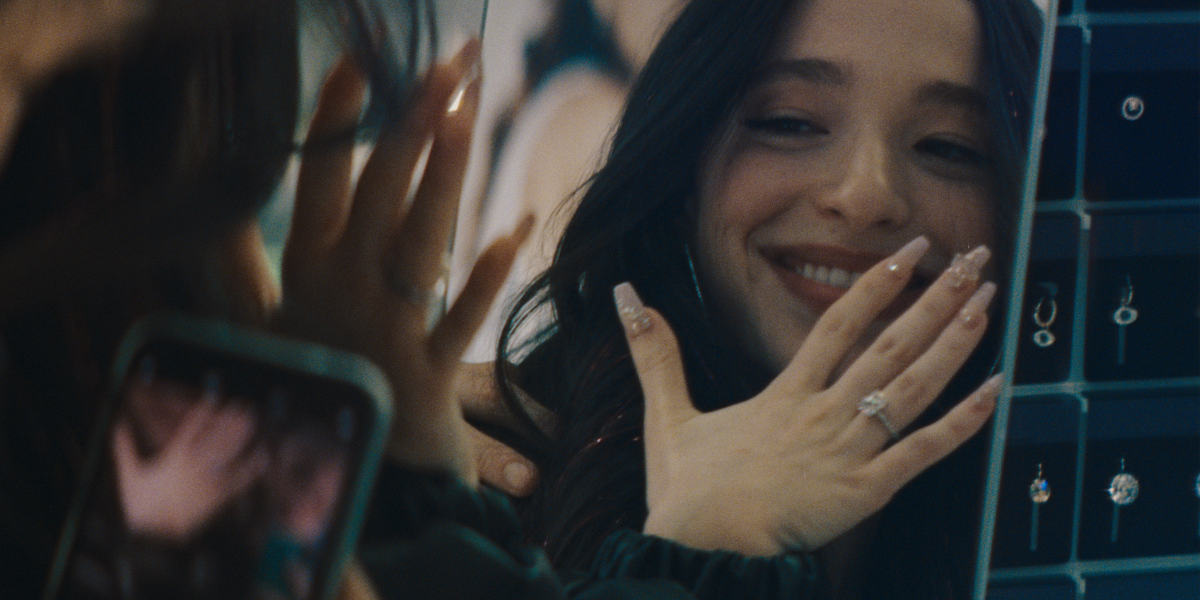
[763,244,931,317]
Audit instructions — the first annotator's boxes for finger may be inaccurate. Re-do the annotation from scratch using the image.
[343,40,480,257]
[427,214,533,368]
[224,445,269,497]
[459,361,557,437]
[336,561,380,600]
[845,281,996,449]
[468,426,538,497]
[0,84,22,169]
[613,283,700,436]
[772,236,930,396]
[831,245,991,404]
[287,57,368,272]
[387,74,480,294]
[169,381,220,450]
[864,374,1002,496]
[198,403,259,464]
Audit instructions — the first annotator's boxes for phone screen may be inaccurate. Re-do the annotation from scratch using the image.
[49,319,389,600]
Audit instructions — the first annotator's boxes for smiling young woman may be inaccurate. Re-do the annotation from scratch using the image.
[497,0,1042,598]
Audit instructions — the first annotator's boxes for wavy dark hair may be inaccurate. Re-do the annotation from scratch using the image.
[498,0,1042,598]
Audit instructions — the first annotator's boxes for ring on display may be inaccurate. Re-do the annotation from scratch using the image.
[1121,95,1145,121]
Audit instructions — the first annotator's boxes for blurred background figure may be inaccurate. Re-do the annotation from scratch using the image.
[452,0,685,361]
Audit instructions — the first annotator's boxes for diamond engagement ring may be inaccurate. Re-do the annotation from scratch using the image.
[857,390,900,440]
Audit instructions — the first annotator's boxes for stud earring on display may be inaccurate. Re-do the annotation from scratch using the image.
[1029,464,1051,551]
[1107,458,1139,543]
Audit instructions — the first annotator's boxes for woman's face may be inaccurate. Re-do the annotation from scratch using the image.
[693,0,997,375]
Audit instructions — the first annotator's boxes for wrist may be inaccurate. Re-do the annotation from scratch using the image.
[643,496,787,557]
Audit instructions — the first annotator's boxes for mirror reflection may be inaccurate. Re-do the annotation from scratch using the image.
[0,0,1060,599]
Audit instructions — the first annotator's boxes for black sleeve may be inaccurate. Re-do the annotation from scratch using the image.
[356,464,824,600]
[589,530,825,600]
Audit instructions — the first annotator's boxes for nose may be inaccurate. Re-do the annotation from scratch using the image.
[809,137,910,230]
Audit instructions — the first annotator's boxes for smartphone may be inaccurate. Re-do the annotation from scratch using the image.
[43,312,393,600]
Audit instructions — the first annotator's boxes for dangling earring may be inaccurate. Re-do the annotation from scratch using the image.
[1113,276,1138,365]
[1032,296,1058,348]
[1107,457,1139,543]
[1029,463,1051,551]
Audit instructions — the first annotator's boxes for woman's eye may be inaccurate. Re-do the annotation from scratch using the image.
[914,138,992,167]
[742,116,824,137]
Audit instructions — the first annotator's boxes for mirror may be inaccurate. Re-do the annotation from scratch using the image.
[453,0,1061,596]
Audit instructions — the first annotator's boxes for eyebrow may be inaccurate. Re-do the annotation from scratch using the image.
[752,58,988,115]
[754,58,849,86]
[915,81,988,115]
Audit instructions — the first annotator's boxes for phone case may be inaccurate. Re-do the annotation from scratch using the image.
[43,312,393,600]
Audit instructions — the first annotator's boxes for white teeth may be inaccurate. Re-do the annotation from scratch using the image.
[791,262,865,289]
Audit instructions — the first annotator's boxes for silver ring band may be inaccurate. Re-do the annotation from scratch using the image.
[857,390,901,440]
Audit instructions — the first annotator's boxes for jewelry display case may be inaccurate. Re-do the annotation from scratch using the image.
[980,1,1200,598]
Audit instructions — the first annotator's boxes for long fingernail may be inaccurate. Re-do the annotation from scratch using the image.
[975,373,1005,407]
[614,282,652,336]
[885,236,931,278]
[958,281,997,328]
[946,245,991,288]
[447,71,480,115]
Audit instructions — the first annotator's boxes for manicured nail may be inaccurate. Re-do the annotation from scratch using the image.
[975,373,1005,407]
[885,236,931,277]
[946,245,992,288]
[446,72,480,115]
[958,281,998,328]
[504,461,533,490]
[613,282,652,336]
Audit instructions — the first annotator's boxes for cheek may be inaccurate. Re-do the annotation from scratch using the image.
[918,183,996,254]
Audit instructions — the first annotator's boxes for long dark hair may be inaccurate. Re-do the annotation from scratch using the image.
[500,0,1041,597]
[0,4,299,596]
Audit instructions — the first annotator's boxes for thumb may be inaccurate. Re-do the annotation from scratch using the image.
[613,283,700,436]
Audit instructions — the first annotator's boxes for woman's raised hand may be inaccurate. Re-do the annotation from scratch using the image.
[616,237,1002,555]
[112,397,267,541]
[274,44,532,481]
